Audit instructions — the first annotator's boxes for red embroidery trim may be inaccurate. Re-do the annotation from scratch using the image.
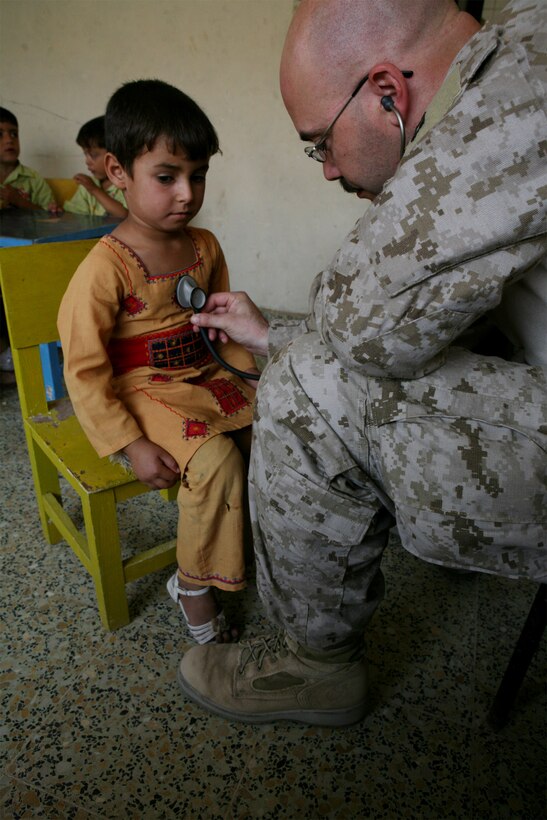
[178,570,246,586]
[104,231,203,282]
[184,419,209,438]
[123,293,147,316]
[131,386,184,418]
[201,378,250,416]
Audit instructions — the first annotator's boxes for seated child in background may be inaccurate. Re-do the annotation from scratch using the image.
[0,107,57,211]
[0,105,59,379]
[64,115,127,218]
[58,79,259,643]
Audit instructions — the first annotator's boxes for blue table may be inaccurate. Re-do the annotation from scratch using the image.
[0,209,120,248]
[0,210,121,398]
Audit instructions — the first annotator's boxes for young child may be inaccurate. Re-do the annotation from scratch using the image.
[0,107,57,211]
[63,116,127,218]
[58,80,259,643]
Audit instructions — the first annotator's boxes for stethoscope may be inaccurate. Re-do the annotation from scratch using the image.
[176,275,260,381]
[175,101,406,383]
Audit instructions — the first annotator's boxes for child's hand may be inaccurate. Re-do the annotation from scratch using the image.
[73,173,97,193]
[123,436,180,489]
[48,202,63,216]
[0,183,31,208]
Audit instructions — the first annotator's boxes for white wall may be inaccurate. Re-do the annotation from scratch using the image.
[0,0,366,312]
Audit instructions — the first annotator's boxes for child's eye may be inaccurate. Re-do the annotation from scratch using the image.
[192,174,207,183]
[157,175,174,184]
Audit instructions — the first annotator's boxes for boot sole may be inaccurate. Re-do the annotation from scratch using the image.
[177,665,367,727]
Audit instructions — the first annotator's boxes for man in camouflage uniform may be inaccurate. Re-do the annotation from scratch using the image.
[178,0,546,725]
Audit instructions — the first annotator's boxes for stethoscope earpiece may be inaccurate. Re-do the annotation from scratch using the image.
[380,96,406,158]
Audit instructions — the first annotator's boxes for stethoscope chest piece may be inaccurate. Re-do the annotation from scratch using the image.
[174,273,260,380]
[176,275,207,312]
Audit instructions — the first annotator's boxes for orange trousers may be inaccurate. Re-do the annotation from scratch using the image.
[175,428,252,592]
[119,379,253,592]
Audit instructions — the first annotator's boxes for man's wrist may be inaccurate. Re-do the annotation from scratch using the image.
[239,320,269,358]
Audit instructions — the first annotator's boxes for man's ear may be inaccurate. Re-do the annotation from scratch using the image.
[367,63,411,119]
[104,152,128,190]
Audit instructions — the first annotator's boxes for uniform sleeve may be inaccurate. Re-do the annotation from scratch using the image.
[267,273,319,357]
[57,247,143,457]
[311,41,546,379]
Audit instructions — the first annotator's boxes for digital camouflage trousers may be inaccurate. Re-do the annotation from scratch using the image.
[249,332,547,651]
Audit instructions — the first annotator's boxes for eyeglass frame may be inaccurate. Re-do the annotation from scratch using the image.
[304,69,414,162]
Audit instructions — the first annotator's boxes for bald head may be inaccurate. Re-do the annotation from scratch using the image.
[280,0,480,198]
[280,0,478,131]
[282,0,458,88]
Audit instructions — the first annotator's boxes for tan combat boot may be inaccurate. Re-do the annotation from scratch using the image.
[178,632,367,726]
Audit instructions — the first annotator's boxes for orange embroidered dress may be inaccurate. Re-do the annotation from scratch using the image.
[58,229,256,459]
[58,228,256,590]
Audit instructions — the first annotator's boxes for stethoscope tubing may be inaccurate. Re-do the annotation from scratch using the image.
[198,325,260,380]
[176,275,260,381]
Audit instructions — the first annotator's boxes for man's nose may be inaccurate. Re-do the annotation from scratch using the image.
[322,158,341,182]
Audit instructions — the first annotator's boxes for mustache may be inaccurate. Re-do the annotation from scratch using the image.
[339,177,361,194]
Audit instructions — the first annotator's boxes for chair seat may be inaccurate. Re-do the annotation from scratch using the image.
[27,398,137,493]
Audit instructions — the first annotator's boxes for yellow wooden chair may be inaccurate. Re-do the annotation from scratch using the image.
[0,240,177,630]
[45,178,78,207]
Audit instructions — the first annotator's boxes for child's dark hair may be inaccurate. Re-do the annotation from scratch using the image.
[105,79,220,173]
[76,116,106,150]
[0,107,18,127]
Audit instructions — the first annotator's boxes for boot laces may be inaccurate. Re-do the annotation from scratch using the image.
[237,633,288,674]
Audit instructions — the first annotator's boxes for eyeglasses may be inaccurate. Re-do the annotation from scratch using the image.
[304,70,414,163]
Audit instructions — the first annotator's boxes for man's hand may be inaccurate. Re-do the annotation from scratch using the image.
[123,436,180,489]
[190,291,269,358]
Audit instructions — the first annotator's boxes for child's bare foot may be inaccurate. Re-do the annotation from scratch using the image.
[167,574,240,643]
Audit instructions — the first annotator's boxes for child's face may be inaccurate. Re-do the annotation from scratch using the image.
[82,145,107,180]
[0,122,20,165]
[109,137,209,235]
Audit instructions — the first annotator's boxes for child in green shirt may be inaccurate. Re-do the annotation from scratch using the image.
[64,116,127,218]
[0,107,57,211]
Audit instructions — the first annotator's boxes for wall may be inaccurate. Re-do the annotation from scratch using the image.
[0,0,366,312]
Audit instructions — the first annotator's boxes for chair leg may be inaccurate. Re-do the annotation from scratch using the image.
[81,490,130,631]
[25,431,64,544]
[487,584,546,731]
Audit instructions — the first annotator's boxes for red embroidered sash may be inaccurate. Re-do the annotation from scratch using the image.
[107,323,212,375]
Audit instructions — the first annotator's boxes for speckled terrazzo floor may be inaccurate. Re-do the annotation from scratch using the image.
[1,376,546,820]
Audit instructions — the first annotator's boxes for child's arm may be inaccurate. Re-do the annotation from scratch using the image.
[0,183,43,210]
[58,247,144,459]
[73,174,128,217]
[123,436,180,489]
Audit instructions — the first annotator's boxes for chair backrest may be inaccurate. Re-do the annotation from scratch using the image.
[0,239,97,416]
[45,178,79,206]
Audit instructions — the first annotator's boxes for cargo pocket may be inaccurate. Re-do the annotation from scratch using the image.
[255,462,377,606]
